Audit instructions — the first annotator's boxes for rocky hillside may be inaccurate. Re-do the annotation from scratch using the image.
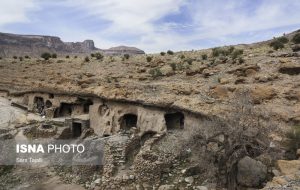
[0,29,300,190]
[0,32,145,57]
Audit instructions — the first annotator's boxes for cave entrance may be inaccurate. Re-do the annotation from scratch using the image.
[83,99,93,114]
[54,103,73,118]
[45,100,52,108]
[164,112,184,130]
[72,122,82,138]
[120,114,138,130]
[34,97,44,114]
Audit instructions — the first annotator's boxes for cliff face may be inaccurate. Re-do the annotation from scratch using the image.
[0,32,145,57]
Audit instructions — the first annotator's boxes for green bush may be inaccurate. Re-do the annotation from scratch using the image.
[160,52,166,56]
[270,40,284,50]
[185,58,193,65]
[84,56,90,62]
[24,55,30,59]
[52,53,57,58]
[0,57,2,60]
[180,54,185,59]
[91,53,95,57]
[277,36,289,44]
[228,46,235,54]
[167,50,174,55]
[292,33,300,44]
[124,54,130,59]
[19,57,23,61]
[41,52,51,60]
[94,52,104,60]
[231,49,244,59]
[169,63,176,71]
[285,125,300,157]
[201,54,208,60]
[13,56,17,59]
[149,68,163,78]
[146,56,152,62]
[212,46,239,58]
[74,56,78,58]
[66,55,70,59]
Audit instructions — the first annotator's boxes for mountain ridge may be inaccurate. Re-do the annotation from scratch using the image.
[0,32,145,57]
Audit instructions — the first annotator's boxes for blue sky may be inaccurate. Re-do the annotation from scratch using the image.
[0,0,300,53]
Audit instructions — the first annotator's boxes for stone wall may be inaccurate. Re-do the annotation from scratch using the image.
[14,92,205,138]
[89,100,167,136]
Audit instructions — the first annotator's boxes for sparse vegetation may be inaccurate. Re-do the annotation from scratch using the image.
[270,37,286,50]
[84,56,90,62]
[41,52,51,60]
[180,54,185,59]
[19,57,23,61]
[124,54,130,60]
[211,46,244,63]
[66,55,70,59]
[146,56,152,62]
[169,63,176,71]
[13,56,17,59]
[292,33,300,44]
[0,57,2,60]
[90,53,95,57]
[185,58,193,65]
[160,52,166,56]
[74,56,77,58]
[94,52,104,60]
[285,125,300,159]
[167,50,174,55]
[277,36,289,44]
[52,53,57,58]
[201,54,208,60]
[24,55,30,59]
[149,68,163,78]
[231,49,244,59]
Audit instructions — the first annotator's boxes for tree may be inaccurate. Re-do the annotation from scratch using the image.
[84,56,90,62]
[292,33,300,44]
[270,40,284,50]
[146,56,152,62]
[160,52,166,56]
[52,53,57,58]
[94,52,104,60]
[167,50,174,55]
[124,54,130,59]
[41,52,51,60]
[201,54,208,60]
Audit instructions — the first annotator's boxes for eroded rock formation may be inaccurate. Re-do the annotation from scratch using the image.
[0,32,145,57]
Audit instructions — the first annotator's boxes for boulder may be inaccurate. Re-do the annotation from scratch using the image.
[278,63,300,75]
[291,44,300,52]
[251,86,276,104]
[184,176,194,184]
[211,85,229,99]
[237,156,267,187]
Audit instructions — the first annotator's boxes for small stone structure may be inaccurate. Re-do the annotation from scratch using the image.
[65,114,90,138]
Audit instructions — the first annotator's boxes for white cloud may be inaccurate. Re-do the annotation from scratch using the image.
[0,0,300,52]
[64,0,185,35]
[0,0,38,26]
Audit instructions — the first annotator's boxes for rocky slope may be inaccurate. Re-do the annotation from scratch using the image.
[0,32,145,57]
[0,29,300,190]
